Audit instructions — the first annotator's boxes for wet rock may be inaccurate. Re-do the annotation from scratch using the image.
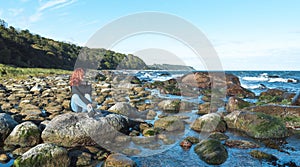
[41,112,131,147]
[181,72,211,89]
[197,102,215,115]
[250,150,278,163]
[122,148,141,156]
[191,113,226,133]
[69,150,92,166]
[226,97,251,112]
[158,99,181,113]
[132,136,156,145]
[103,153,136,167]
[208,132,229,141]
[14,143,70,167]
[146,110,157,120]
[0,113,18,142]
[224,110,288,139]
[154,116,185,132]
[194,139,228,165]
[180,139,192,149]
[5,121,40,147]
[108,102,146,119]
[226,83,255,98]
[258,89,287,105]
[185,136,200,144]
[245,105,300,129]
[142,128,156,137]
[225,140,260,149]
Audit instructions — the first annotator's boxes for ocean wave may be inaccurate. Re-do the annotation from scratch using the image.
[242,76,269,82]
[241,84,267,90]
[242,73,298,83]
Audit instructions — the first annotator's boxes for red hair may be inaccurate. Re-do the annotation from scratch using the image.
[70,68,84,86]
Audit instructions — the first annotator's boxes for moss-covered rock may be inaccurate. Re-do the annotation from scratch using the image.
[154,116,185,132]
[225,140,260,149]
[250,150,278,162]
[257,89,292,105]
[14,143,70,167]
[226,97,251,112]
[245,105,300,129]
[4,121,40,147]
[184,136,200,144]
[208,132,229,141]
[158,99,181,113]
[194,139,228,165]
[191,113,226,133]
[224,111,288,139]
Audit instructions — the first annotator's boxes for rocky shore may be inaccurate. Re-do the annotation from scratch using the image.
[0,71,299,166]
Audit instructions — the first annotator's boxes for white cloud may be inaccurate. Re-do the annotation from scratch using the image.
[29,0,77,23]
[8,8,24,17]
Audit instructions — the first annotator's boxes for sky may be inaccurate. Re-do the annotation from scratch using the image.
[0,0,300,70]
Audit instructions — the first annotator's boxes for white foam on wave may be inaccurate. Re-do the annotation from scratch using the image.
[269,78,298,83]
[242,73,298,83]
[241,84,263,89]
[242,76,269,82]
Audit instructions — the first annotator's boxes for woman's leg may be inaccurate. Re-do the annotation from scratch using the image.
[71,94,91,112]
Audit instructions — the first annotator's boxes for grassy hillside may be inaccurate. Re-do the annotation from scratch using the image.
[0,19,147,71]
[0,64,71,78]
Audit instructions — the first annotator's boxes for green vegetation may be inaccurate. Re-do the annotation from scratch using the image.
[0,19,147,71]
[256,95,291,105]
[248,112,287,139]
[0,64,71,78]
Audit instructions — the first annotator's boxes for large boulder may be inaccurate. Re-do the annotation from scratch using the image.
[14,143,70,167]
[41,112,131,147]
[103,153,136,167]
[224,111,288,139]
[194,139,228,165]
[180,72,255,98]
[191,113,226,133]
[258,89,288,104]
[154,116,185,132]
[226,83,255,98]
[5,121,40,147]
[245,105,300,129]
[0,113,18,143]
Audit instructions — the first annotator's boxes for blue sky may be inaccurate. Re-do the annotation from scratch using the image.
[0,0,300,70]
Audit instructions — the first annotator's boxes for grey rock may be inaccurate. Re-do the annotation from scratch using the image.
[0,113,18,142]
[14,143,70,167]
[5,121,40,147]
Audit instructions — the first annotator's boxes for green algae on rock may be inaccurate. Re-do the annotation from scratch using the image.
[194,139,228,165]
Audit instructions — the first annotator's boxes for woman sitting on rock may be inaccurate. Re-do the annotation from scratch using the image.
[70,68,93,113]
